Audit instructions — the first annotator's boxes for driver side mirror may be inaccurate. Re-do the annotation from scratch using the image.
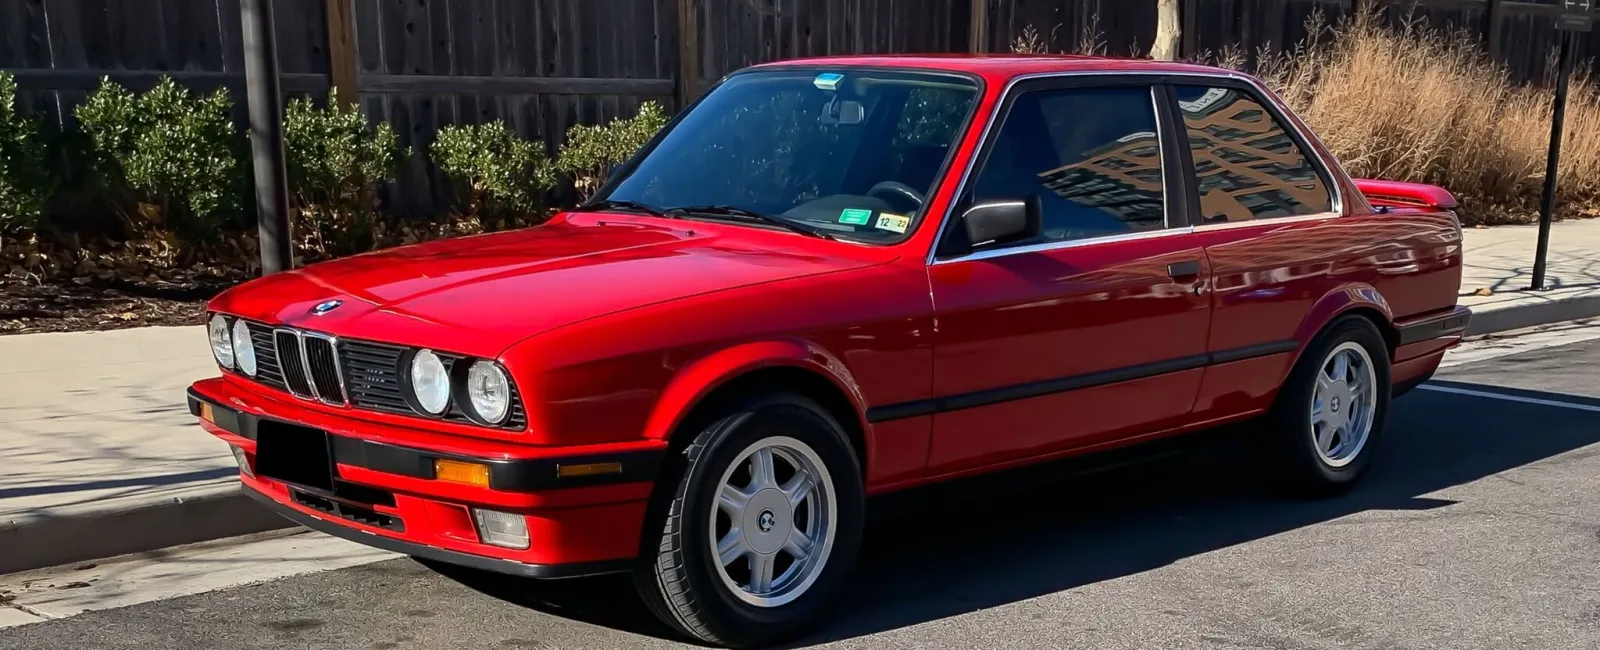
[962,197,1040,248]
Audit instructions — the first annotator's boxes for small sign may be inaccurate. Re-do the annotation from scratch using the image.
[1559,0,1593,32]
[875,213,910,234]
[838,208,873,225]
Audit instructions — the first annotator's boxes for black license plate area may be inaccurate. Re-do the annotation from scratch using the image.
[254,420,334,491]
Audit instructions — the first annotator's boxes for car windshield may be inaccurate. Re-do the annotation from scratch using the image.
[596,68,981,243]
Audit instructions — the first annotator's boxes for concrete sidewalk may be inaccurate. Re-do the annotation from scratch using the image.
[1457,220,1600,335]
[0,327,287,574]
[2,218,1598,574]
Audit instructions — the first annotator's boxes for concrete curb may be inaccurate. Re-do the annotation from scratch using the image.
[1464,290,1600,337]
[0,486,291,575]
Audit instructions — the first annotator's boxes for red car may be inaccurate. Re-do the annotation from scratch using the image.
[190,55,1468,647]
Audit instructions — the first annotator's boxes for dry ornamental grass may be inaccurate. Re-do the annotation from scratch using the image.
[1239,11,1600,225]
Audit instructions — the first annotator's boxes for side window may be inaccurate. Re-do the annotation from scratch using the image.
[1173,85,1333,222]
[966,85,1166,246]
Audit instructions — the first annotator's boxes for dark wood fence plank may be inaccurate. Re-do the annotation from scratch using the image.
[326,0,360,105]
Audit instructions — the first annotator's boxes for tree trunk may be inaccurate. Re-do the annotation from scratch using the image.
[1151,0,1182,60]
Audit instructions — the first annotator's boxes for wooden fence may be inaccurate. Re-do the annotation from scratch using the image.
[0,0,1594,215]
[978,0,1599,85]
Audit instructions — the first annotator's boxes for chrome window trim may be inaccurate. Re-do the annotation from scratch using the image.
[1191,211,1340,231]
[926,68,1346,266]
[949,225,1197,264]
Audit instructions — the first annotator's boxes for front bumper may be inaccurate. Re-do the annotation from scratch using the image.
[188,377,666,577]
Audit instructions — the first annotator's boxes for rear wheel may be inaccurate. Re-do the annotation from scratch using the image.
[1264,316,1391,496]
[634,394,864,648]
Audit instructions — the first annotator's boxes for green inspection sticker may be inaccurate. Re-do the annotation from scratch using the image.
[838,208,873,225]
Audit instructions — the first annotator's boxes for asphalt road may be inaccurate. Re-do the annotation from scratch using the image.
[5,334,1600,649]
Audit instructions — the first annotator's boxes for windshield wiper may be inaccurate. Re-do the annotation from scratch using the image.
[665,205,835,240]
[571,199,674,218]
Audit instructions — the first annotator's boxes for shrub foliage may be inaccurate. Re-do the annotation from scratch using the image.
[431,120,556,227]
[556,101,668,200]
[284,90,408,256]
[0,71,52,235]
[75,77,242,240]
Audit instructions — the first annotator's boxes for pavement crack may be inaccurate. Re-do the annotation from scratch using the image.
[2,600,54,620]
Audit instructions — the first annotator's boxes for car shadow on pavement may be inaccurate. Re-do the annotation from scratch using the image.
[428,382,1600,647]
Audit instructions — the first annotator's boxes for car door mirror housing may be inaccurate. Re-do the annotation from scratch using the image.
[962,198,1041,248]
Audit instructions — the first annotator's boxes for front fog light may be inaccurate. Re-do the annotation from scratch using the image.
[208,314,234,369]
[472,509,530,549]
[230,445,253,477]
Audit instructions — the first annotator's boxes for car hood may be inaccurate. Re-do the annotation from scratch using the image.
[210,213,888,357]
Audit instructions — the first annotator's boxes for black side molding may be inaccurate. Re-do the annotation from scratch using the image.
[189,387,664,492]
[1396,306,1472,346]
[243,486,633,580]
[866,339,1299,423]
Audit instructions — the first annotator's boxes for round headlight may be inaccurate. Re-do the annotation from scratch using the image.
[208,314,234,369]
[231,319,257,376]
[409,349,451,414]
[466,360,511,424]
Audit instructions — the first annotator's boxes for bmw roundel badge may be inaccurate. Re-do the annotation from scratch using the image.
[309,299,343,316]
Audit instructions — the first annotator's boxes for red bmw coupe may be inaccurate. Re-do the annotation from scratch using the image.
[189,55,1469,647]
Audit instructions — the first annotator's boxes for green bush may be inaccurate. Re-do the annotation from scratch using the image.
[0,71,52,234]
[284,90,407,256]
[75,77,242,242]
[556,101,667,200]
[431,120,555,227]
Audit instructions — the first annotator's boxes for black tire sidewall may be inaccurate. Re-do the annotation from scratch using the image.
[1275,316,1392,490]
[648,394,865,646]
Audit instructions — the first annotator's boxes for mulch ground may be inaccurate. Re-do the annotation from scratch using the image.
[0,277,226,335]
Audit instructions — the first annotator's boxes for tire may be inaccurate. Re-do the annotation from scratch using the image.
[1264,315,1392,497]
[634,393,865,648]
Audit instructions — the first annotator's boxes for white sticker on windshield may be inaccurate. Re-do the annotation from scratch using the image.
[875,213,910,234]
[813,73,844,91]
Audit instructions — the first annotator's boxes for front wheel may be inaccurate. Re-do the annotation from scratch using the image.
[1264,316,1392,496]
[634,394,864,648]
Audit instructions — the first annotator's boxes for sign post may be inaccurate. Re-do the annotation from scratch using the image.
[241,0,294,276]
[1533,0,1593,290]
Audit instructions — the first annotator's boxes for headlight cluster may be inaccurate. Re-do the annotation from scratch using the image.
[407,349,514,425]
[208,314,258,377]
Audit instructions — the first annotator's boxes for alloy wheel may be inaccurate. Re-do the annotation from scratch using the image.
[1310,341,1378,468]
[709,436,837,608]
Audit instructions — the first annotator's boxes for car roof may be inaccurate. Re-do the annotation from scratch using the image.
[751,54,1237,84]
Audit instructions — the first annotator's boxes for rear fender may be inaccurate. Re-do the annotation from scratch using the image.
[1288,283,1396,372]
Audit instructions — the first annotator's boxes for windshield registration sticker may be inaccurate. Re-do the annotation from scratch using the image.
[875,213,910,234]
[838,208,873,225]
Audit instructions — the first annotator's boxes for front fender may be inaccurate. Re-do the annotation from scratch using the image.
[641,339,870,444]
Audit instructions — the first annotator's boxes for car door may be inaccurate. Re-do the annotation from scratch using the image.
[924,79,1213,474]
[1165,82,1360,422]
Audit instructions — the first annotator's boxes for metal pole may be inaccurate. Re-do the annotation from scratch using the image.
[1531,32,1574,290]
[241,0,293,275]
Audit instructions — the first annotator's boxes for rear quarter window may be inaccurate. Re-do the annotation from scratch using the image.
[1173,85,1333,223]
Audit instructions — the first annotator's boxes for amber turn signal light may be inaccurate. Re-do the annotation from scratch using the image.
[198,402,215,423]
[434,458,491,487]
[556,462,623,478]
